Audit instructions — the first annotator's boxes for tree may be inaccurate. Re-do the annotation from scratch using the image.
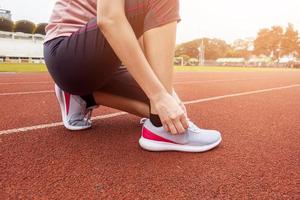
[281,23,299,57]
[175,39,202,59]
[254,24,300,60]
[253,28,270,56]
[178,54,190,62]
[176,38,232,60]
[254,26,284,61]
[230,38,253,59]
[226,49,252,59]
[298,43,300,58]
[204,38,232,60]
[232,39,252,51]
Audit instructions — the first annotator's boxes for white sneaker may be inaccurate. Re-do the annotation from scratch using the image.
[139,119,222,152]
[55,84,95,131]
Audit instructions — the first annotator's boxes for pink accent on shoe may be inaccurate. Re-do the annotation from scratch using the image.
[142,127,178,144]
[64,92,71,115]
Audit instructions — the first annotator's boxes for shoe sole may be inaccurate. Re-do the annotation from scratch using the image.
[139,137,222,152]
[55,85,91,131]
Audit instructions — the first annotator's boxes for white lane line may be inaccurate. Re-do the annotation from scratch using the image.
[0,78,267,96]
[174,78,266,85]
[183,84,300,104]
[0,84,299,136]
[0,112,127,135]
[0,90,53,96]
[0,81,52,85]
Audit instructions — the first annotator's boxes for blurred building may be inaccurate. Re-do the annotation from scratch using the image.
[216,58,246,66]
[0,10,46,63]
[0,9,11,20]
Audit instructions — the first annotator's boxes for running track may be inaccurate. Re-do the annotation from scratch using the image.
[1,70,300,199]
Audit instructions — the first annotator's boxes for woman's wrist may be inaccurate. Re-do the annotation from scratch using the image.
[172,89,181,103]
[149,89,169,103]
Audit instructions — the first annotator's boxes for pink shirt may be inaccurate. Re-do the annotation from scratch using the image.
[45,0,97,43]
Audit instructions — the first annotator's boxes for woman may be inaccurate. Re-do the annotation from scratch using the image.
[44,0,222,152]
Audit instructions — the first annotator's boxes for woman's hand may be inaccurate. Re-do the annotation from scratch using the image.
[173,90,187,117]
[153,92,189,135]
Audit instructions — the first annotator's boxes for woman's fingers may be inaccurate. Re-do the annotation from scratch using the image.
[180,114,189,129]
[164,114,187,135]
[161,112,189,135]
[173,117,186,134]
[167,121,178,135]
[163,122,170,133]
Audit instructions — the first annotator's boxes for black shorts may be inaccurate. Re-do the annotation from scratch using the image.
[44,0,180,104]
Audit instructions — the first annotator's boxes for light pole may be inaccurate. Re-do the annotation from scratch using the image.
[198,40,205,66]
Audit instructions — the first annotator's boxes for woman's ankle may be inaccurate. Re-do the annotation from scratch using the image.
[150,113,163,127]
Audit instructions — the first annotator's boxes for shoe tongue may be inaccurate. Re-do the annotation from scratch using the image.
[188,121,201,132]
[188,121,195,127]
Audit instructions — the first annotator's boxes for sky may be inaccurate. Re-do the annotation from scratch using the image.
[0,0,299,44]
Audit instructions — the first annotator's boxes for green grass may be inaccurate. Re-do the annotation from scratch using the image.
[0,63,299,73]
[175,66,300,72]
[0,63,48,72]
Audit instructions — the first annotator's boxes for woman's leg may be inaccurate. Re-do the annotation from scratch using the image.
[93,92,149,118]
[93,67,150,118]
[87,34,149,118]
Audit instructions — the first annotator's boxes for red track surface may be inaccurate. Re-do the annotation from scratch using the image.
[1,71,300,199]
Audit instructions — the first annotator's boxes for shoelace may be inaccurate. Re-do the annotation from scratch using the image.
[83,108,93,123]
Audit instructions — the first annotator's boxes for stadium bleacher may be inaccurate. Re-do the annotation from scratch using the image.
[0,15,46,63]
